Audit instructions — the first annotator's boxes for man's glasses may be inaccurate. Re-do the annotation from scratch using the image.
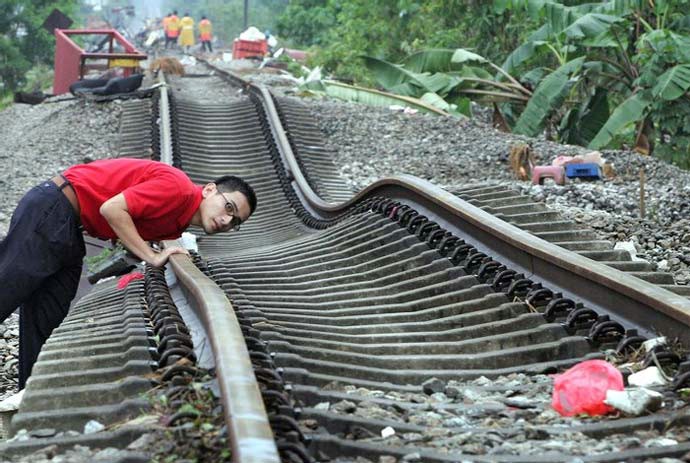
[217,191,243,232]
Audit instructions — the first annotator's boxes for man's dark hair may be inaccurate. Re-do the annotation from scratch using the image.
[215,175,257,215]
[173,10,178,15]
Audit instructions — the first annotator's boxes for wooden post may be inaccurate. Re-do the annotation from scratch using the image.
[640,168,645,219]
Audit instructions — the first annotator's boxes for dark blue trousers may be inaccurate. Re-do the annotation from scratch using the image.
[0,180,85,389]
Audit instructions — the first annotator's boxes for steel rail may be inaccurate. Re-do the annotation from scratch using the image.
[197,58,690,344]
[155,73,280,462]
[165,243,280,463]
[156,72,173,165]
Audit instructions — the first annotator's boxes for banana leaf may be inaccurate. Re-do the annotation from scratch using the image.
[563,13,622,39]
[415,73,462,96]
[543,2,583,34]
[451,49,488,65]
[300,79,451,116]
[588,92,651,149]
[652,65,690,101]
[594,0,644,15]
[513,57,585,137]
[402,48,494,74]
[402,49,459,73]
[559,87,609,145]
[501,24,552,75]
[419,92,472,118]
[360,56,427,96]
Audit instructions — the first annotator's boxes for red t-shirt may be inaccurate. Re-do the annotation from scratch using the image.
[64,158,202,241]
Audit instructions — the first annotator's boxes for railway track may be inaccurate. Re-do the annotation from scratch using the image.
[3,59,690,462]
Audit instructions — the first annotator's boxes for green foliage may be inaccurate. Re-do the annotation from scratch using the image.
[279,0,690,166]
[513,56,584,136]
[0,0,78,96]
[360,48,530,117]
[277,1,540,83]
[275,0,335,47]
[84,243,124,273]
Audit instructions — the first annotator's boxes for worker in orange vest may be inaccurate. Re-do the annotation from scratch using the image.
[162,12,172,48]
[199,16,213,53]
[166,10,180,49]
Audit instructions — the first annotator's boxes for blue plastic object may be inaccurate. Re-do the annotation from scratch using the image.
[565,163,602,179]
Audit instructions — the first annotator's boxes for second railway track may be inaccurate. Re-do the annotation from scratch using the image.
[3,58,690,462]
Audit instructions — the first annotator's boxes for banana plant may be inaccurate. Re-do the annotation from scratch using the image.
[360,49,531,117]
[499,0,690,156]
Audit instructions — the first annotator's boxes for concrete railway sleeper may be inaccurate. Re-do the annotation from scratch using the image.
[4,62,690,462]
[184,61,690,461]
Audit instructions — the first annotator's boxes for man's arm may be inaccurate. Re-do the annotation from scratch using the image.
[100,193,188,267]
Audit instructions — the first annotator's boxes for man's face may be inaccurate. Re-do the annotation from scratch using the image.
[199,183,252,234]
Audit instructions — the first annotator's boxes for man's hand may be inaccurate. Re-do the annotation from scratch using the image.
[150,246,189,268]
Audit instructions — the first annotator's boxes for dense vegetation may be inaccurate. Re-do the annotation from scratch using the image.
[277,0,690,166]
[0,0,78,100]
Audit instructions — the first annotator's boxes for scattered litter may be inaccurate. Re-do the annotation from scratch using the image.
[180,232,198,252]
[0,389,25,412]
[565,163,602,179]
[84,419,105,434]
[642,337,668,353]
[628,366,669,388]
[644,437,678,447]
[314,402,330,411]
[552,151,603,168]
[117,271,144,289]
[381,426,396,438]
[239,26,266,41]
[7,429,30,443]
[180,56,197,67]
[387,105,419,115]
[551,360,623,416]
[605,388,663,415]
[613,241,648,262]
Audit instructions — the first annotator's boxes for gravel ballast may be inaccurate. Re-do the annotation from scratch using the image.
[2,65,690,460]
[284,95,690,286]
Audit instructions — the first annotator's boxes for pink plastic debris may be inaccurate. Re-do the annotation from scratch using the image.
[117,271,144,289]
[552,359,624,416]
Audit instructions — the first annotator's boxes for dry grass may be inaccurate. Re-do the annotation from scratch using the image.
[509,144,535,180]
[151,57,185,76]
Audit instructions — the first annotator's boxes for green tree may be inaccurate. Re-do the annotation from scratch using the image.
[275,0,539,83]
[275,0,335,47]
[0,0,78,95]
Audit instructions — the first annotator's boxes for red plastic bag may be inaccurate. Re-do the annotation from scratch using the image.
[117,271,144,289]
[551,360,624,416]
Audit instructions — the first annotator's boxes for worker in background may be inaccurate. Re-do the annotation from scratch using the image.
[166,10,180,49]
[0,158,257,391]
[162,12,172,48]
[179,13,195,53]
[199,15,213,53]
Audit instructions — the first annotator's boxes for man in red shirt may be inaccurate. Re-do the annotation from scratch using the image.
[0,158,257,389]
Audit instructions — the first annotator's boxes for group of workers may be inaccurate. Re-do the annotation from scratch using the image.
[162,11,213,52]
